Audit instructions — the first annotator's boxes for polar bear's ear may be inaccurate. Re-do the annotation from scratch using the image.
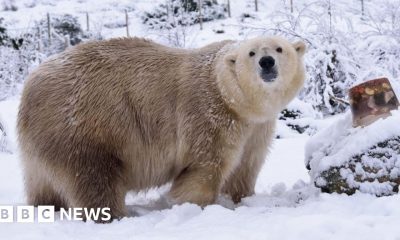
[293,41,306,57]
[224,51,237,70]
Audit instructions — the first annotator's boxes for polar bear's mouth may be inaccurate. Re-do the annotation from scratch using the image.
[260,68,278,83]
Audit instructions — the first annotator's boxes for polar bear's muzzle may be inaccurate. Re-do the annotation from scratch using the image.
[259,56,278,83]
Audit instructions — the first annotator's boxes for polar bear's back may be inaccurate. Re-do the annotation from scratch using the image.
[17,37,231,191]
[18,38,184,161]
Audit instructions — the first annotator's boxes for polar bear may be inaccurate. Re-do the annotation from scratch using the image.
[17,36,306,221]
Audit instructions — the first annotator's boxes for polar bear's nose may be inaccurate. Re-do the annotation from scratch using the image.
[259,56,275,70]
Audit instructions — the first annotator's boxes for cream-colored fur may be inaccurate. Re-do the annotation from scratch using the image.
[17,36,306,222]
[217,36,306,122]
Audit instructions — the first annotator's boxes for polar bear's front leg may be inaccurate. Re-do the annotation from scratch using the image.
[168,113,250,207]
[169,162,223,207]
[169,133,245,207]
[222,121,275,203]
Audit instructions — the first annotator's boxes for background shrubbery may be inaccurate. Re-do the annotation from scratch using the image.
[0,0,399,117]
[0,13,93,100]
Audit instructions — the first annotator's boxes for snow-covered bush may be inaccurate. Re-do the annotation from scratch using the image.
[142,0,226,29]
[0,17,7,46]
[52,14,85,46]
[1,0,17,11]
[261,1,360,115]
[142,0,226,46]
[1,17,29,50]
[0,45,39,100]
[35,14,89,55]
[301,0,400,116]
[239,13,256,23]
[278,98,321,137]
[0,13,101,101]
[306,110,400,196]
[0,19,40,100]
[302,37,359,115]
[357,1,400,86]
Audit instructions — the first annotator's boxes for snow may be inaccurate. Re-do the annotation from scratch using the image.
[2,192,400,240]
[0,98,19,153]
[1,0,400,239]
[277,98,327,137]
[306,110,400,174]
[0,99,399,239]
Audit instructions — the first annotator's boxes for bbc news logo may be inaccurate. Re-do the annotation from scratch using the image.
[0,206,111,222]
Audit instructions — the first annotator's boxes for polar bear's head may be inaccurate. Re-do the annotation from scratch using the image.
[216,36,306,122]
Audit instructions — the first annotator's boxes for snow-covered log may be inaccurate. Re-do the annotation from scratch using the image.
[306,110,400,196]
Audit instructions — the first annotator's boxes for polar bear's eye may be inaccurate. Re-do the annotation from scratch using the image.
[249,51,255,57]
[276,47,283,53]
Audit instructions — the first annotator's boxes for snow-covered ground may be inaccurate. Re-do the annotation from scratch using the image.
[1,0,400,239]
[1,99,400,240]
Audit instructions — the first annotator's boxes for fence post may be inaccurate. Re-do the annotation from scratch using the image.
[198,0,203,30]
[255,0,258,12]
[47,13,51,46]
[361,0,364,16]
[37,27,42,52]
[64,35,70,49]
[166,0,170,18]
[290,0,293,13]
[125,9,130,37]
[86,12,90,31]
[328,0,332,42]
[227,0,231,17]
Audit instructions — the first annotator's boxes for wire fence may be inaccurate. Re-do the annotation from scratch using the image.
[2,0,372,53]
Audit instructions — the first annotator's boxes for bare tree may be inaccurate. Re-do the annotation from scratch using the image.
[227,0,231,17]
